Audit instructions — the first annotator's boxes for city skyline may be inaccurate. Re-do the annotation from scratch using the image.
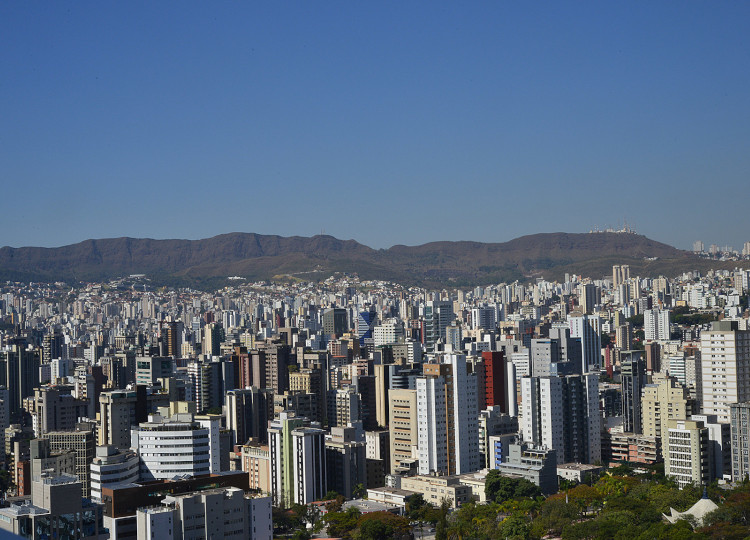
[2,3,750,251]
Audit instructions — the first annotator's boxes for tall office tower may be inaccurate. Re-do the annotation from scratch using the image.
[89,445,140,502]
[325,424,366,499]
[615,323,633,350]
[43,331,64,363]
[416,354,479,475]
[131,413,219,481]
[664,419,710,488]
[700,321,750,423]
[730,402,750,481]
[0,338,40,419]
[357,311,376,348]
[641,374,695,456]
[580,284,598,315]
[569,314,602,372]
[160,321,181,357]
[322,308,348,338]
[471,305,497,331]
[268,412,306,506]
[257,340,291,395]
[44,428,96,497]
[202,322,224,357]
[387,388,418,474]
[521,374,601,464]
[328,386,361,428]
[621,352,645,434]
[644,309,670,341]
[225,388,273,446]
[187,360,222,413]
[424,300,454,351]
[353,374,378,430]
[482,351,516,415]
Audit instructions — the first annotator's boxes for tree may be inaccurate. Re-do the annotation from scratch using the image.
[325,506,362,539]
[354,512,411,540]
[485,470,542,503]
[353,482,366,499]
[434,499,451,540]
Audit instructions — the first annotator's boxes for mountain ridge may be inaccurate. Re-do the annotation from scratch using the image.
[0,232,722,288]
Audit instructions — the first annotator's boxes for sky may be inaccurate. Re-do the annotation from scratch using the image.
[2,2,749,251]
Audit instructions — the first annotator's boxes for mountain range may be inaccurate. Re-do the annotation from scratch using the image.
[0,232,723,288]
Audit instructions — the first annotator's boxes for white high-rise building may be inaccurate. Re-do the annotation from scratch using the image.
[90,445,139,502]
[416,354,479,475]
[700,321,750,423]
[130,413,219,480]
[644,309,670,341]
[291,427,326,505]
[521,374,600,465]
[569,314,602,372]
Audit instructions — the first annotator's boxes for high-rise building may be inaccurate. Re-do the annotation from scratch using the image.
[26,387,90,437]
[357,311,376,348]
[664,419,710,488]
[44,427,96,497]
[327,385,360,428]
[644,309,670,342]
[580,284,598,315]
[325,424,366,499]
[416,354,479,475]
[225,387,273,446]
[482,351,517,415]
[387,388,418,474]
[268,411,307,507]
[90,445,139,502]
[612,265,630,288]
[569,314,602,372]
[130,413,219,481]
[700,321,750,423]
[0,339,40,420]
[621,352,645,434]
[730,402,750,482]
[521,374,600,464]
[424,301,454,351]
[641,373,695,456]
[322,308,348,338]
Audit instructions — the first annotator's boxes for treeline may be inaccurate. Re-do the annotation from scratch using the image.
[277,468,750,540]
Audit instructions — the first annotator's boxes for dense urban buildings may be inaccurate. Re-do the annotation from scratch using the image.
[2,259,750,538]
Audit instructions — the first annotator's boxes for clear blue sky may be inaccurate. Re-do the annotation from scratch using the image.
[2,2,749,250]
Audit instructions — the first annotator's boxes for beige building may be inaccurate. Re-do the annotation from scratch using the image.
[664,419,710,488]
[641,373,694,455]
[400,475,474,509]
[388,388,417,473]
[241,442,271,495]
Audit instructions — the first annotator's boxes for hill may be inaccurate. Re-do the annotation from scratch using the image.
[0,232,727,288]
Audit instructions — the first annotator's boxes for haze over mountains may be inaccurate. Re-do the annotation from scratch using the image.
[0,232,715,288]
